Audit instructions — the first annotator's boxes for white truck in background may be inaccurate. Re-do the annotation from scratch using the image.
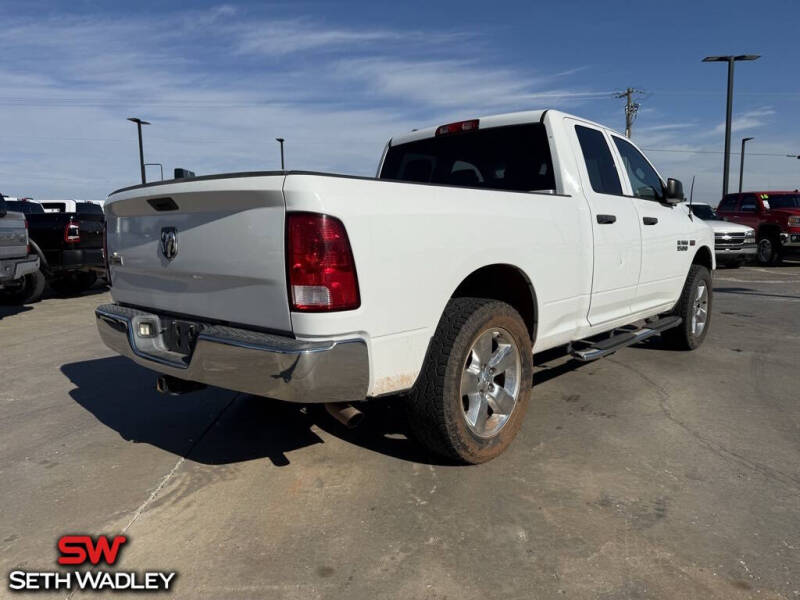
[0,194,44,304]
[96,109,714,463]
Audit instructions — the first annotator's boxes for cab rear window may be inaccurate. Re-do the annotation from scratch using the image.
[379,123,556,193]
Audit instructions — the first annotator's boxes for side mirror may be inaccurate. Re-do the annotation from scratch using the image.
[665,178,684,204]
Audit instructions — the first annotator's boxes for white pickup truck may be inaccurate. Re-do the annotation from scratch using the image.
[96,109,714,463]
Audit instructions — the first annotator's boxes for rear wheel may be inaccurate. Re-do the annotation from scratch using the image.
[662,264,712,350]
[406,298,533,464]
[1,269,46,304]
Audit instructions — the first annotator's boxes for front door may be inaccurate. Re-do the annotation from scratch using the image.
[610,134,690,312]
[568,120,641,325]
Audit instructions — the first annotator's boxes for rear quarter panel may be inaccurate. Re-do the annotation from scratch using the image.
[283,174,593,396]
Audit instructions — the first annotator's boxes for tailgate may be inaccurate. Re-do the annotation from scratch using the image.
[0,211,28,260]
[105,175,291,333]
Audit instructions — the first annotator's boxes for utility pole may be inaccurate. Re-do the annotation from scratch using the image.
[615,88,642,138]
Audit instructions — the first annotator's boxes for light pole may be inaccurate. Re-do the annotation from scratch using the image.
[275,138,285,170]
[127,117,150,184]
[702,55,760,197]
[145,162,164,181]
[738,137,754,194]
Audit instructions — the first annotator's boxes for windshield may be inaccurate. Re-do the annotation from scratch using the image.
[765,194,800,209]
[690,204,719,220]
[379,123,556,193]
[5,200,45,214]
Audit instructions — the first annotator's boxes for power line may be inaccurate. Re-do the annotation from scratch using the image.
[643,148,796,157]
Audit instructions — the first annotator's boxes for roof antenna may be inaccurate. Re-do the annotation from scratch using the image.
[688,175,695,221]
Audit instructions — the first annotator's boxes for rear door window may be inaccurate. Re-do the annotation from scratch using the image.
[574,125,622,195]
[380,123,556,193]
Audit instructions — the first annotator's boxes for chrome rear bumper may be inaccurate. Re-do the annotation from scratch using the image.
[95,303,369,403]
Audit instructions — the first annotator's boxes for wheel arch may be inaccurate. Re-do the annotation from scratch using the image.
[757,223,782,238]
[449,263,538,343]
[692,245,713,271]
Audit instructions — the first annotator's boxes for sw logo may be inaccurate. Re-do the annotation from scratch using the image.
[7,534,176,593]
[57,534,127,565]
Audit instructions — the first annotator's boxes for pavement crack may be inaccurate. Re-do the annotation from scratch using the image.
[608,358,800,492]
[122,392,240,532]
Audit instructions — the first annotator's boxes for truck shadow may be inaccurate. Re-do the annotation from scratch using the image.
[62,350,605,467]
[0,303,33,318]
[60,356,452,467]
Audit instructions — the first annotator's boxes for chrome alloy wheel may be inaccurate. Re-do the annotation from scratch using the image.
[692,282,709,336]
[459,327,521,438]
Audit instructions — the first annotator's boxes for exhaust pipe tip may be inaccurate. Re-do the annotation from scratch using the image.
[325,402,365,430]
[156,374,206,395]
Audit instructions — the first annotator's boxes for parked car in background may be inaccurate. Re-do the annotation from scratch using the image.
[689,202,756,268]
[96,109,714,463]
[0,194,44,304]
[4,198,105,294]
[716,191,800,265]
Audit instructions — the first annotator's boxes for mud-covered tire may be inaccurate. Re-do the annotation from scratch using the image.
[662,264,712,351]
[406,298,533,464]
[1,269,46,304]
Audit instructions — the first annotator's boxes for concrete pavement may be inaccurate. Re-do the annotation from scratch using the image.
[1,264,798,599]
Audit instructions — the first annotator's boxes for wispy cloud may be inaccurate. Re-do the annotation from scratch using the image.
[0,7,604,198]
[712,107,776,135]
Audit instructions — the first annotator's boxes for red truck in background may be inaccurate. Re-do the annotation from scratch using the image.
[716,191,800,265]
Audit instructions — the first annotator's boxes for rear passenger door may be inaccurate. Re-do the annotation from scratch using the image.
[568,120,641,325]
[611,135,689,312]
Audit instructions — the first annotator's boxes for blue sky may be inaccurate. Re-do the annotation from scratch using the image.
[1,0,798,203]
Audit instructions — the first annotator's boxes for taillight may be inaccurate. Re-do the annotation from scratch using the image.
[435,119,479,136]
[24,219,30,254]
[64,220,80,243]
[286,212,360,312]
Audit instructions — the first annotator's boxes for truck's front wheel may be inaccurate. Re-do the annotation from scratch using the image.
[757,235,781,266]
[407,298,532,464]
[662,264,712,350]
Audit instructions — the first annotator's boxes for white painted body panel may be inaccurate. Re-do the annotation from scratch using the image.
[104,109,714,398]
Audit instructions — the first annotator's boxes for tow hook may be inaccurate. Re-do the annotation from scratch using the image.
[324,402,365,429]
[156,375,206,395]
